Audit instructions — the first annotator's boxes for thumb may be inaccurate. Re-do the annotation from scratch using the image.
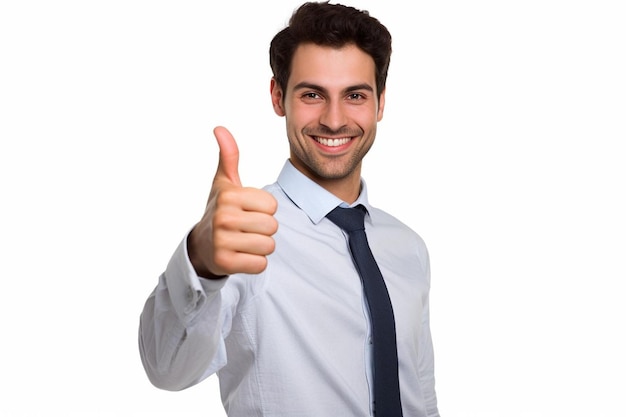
[213,126,242,186]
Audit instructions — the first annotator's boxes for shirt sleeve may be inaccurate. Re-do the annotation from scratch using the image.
[418,255,440,417]
[138,233,229,391]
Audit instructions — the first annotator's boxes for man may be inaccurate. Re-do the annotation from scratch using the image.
[139,2,439,416]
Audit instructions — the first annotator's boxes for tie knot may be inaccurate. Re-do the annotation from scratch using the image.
[326,205,366,233]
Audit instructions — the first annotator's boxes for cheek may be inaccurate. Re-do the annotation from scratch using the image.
[351,108,380,130]
[288,104,319,128]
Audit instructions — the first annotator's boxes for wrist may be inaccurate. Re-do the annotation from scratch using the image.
[187,228,226,280]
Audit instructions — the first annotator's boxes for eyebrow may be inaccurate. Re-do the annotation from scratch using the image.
[292,82,375,95]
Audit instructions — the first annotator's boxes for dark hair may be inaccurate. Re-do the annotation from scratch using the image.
[269,1,392,99]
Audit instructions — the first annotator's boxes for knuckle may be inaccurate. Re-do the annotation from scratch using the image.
[212,249,233,271]
[266,238,276,255]
[259,236,276,255]
[264,194,279,214]
[269,197,278,214]
[268,217,279,234]
[215,187,240,206]
[212,210,238,230]
[250,257,268,274]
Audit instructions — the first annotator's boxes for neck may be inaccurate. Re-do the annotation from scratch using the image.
[316,174,362,204]
[290,159,362,204]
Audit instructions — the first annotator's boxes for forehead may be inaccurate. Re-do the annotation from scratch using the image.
[288,43,377,92]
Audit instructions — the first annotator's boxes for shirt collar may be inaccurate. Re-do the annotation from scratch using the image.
[276,160,372,225]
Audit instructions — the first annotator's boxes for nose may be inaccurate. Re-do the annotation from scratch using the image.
[319,100,348,132]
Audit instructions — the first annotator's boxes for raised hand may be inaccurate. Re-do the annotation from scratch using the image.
[188,126,279,278]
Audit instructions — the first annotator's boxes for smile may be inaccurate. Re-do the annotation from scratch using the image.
[314,137,352,147]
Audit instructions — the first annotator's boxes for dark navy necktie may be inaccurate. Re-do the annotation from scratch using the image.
[326,205,403,416]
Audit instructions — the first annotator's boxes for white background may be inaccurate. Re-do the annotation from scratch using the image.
[1,0,625,416]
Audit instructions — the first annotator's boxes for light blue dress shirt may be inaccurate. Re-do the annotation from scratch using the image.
[139,160,439,417]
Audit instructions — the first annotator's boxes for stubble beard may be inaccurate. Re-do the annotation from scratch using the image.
[290,138,373,182]
[288,124,375,182]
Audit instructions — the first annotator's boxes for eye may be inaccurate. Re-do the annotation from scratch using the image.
[347,93,365,101]
[300,91,324,104]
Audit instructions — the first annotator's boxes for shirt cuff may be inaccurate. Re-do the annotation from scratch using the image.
[164,232,228,324]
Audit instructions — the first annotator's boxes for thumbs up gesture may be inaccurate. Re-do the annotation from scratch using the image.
[188,127,279,278]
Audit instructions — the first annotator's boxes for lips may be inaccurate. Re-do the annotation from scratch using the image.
[314,137,352,147]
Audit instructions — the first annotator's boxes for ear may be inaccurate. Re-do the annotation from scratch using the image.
[270,78,286,117]
[377,89,386,122]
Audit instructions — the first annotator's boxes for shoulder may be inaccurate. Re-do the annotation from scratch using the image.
[369,205,425,241]
[367,205,430,263]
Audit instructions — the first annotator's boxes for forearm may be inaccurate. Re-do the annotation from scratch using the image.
[138,238,228,391]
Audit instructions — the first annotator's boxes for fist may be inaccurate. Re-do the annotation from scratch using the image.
[189,126,278,278]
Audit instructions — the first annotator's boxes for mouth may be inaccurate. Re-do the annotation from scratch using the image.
[313,136,353,147]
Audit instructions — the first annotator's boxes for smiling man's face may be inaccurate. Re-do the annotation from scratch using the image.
[271,42,385,201]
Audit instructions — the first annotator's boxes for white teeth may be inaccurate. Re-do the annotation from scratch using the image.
[315,137,351,147]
